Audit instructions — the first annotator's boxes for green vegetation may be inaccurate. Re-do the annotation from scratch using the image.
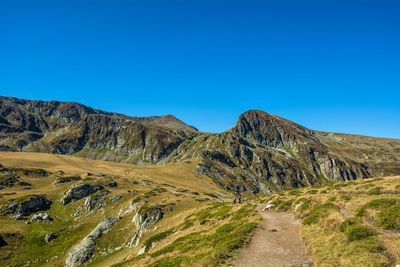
[356,198,400,217]
[339,218,376,241]
[367,186,382,195]
[276,199,294,211]
[303,203,339,225]
[376,203,400,231]
[150,221,258,266]
[144,229,174,252]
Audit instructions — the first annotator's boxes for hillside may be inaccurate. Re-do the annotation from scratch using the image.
[0,152,259,266]
[1,96,400,196]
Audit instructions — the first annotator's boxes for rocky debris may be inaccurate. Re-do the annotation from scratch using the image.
[0,235,7,247]
[65,217,117,267]
[57,170,65,175]
[108,181,118,188]
[109,195,122,203]
[61,183,104,205]
[30,213,53,223]
[130,205,164,247]
[54,176,81,184]
[84,190,109,212]
[0,176,19,188]
[45,232,57,243]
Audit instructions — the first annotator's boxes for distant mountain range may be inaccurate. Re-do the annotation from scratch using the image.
[1,96,399,194]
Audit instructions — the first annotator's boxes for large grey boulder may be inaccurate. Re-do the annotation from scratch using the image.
[61,184,103,205]
[65,217,117,267]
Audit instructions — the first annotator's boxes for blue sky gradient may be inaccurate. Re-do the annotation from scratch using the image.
[1,0,399,138]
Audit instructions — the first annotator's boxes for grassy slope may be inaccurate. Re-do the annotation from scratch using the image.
[0,152,259,267]
[256,175,400,266]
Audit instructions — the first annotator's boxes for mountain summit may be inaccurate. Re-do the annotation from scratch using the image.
[1,96,399,194]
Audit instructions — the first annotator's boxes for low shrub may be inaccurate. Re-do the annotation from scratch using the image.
[344,224,376,241]
[376,203,400,231]
[144,229,174,252]
[356,198,400,217]
[303,203,339,225]
[340,195,352,201]
[368,187,382,195]
[297,199,313,213]
[277,199,294,211]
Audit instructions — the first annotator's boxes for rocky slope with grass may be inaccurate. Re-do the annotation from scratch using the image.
[1,96,400,195]
[0,152,259,266]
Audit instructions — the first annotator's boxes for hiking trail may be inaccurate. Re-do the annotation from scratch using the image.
[234,204,312,267]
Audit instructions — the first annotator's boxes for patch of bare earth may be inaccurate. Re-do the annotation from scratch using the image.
[234,205,312,267]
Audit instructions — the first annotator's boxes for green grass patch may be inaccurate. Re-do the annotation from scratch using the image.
[376,203,400,231]
[303,203,339,225]
[367,187,383,195]
[144,229,174,252]
[356,198,400,217]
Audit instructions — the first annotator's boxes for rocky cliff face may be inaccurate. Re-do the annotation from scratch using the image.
[1,97,400,194]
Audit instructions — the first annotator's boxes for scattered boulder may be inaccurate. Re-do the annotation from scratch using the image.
[45,232,57,243]
[30,213,53,223]
[61,184,104,205]
[65,217,117,267]
[57,171,65,175]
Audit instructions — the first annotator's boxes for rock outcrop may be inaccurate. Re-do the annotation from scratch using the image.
[130,205,163,247]
[61,184,104,205]
[65,217,117,267]
[2,195,52,217]
[84,190,110,212]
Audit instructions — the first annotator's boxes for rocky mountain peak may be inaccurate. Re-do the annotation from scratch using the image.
[233,109,315,150]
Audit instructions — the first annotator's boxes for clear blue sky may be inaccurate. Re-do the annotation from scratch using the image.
[1,0,399,138]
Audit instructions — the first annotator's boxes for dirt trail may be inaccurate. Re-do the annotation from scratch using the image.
[234,204,312,267]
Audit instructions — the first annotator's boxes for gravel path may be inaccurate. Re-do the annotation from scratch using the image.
[234,204,312,267]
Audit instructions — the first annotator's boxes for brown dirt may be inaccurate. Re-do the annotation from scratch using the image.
[234,205,312,267]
